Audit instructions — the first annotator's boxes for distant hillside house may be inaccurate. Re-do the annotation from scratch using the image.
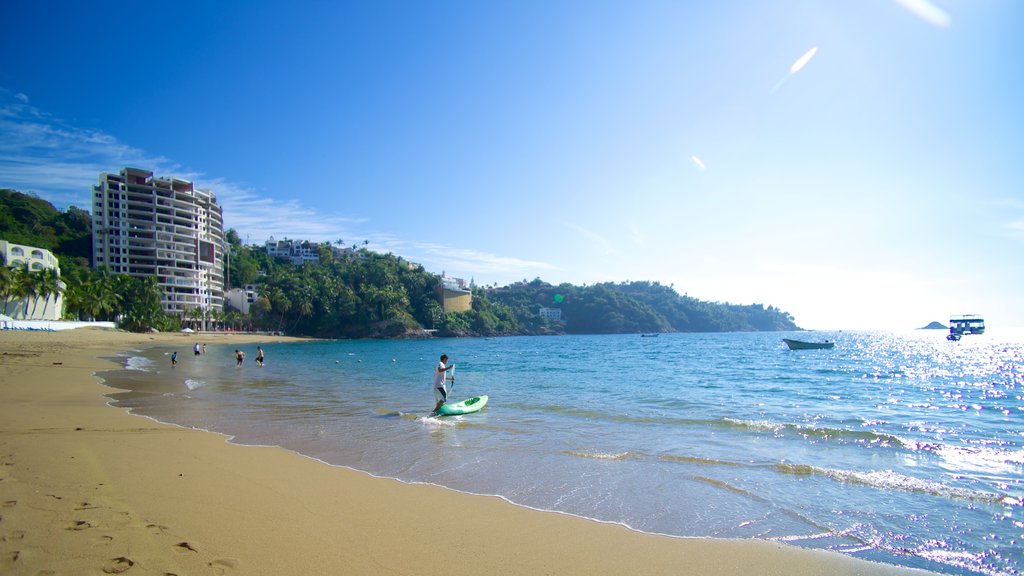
[92,167,226,317]
[0,240,65,320]
[539,307,562,322]
[265,237,322,265]
[437,273,472,313]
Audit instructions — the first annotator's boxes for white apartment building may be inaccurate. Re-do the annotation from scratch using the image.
[0,240,64,320]
[224,283,260,314]
[92,167,226,316]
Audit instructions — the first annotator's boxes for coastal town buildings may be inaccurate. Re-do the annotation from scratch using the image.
[263,237,363,265]
[0,240,64,320]
[437,273,472,313]
[91,168,226,317]
[265,237,322,265]
[224,283,260,314]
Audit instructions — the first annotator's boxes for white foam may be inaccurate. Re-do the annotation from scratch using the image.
[124,355,155,371]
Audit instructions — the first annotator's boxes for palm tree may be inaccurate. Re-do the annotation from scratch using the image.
[34,268,63,319]
[0,266,12,316]
[10,267,36,319]
[184,307,204,331]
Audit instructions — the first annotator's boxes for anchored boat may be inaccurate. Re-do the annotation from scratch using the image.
[947,314,985,341]
[782,338,835,350]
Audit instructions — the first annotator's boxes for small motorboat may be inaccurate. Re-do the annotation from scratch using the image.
[783,338,835,350]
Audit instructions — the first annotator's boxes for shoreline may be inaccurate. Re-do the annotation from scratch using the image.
[0,328,934,575]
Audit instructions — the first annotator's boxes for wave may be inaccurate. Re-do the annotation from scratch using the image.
[773,464,1007,504]
[124,355,154,371]
[504,404,932,453]
[657,454,747,467]
[563,450,643,461]
[184,379,206,391]
[720,418,919,447]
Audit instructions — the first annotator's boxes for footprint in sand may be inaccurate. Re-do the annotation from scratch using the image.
[102,556,135,574]
[1,529,27,542]
[2,500,15,508]
[173,541,198,554]
[208,558,239,574]
[146,523,169,534]
[67,520,93,531]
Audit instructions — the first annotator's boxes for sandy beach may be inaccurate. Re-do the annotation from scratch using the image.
[0,328,933,575]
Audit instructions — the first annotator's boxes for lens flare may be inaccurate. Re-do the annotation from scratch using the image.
[691,155,706,170]
[894,0,952,28]
[790,46,819,74]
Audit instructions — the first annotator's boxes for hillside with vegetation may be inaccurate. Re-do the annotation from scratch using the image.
[2,188,800,335]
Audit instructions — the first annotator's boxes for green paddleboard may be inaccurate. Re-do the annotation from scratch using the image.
[434,395,488,416]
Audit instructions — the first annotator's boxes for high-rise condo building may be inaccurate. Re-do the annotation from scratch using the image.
[91,167,226,316]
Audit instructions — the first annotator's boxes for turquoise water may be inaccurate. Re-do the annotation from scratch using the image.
[103,330,1024,576]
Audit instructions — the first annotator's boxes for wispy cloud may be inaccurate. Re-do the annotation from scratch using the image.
[0,88,554,281]
[564,221,622,257]
[627,220,646,247]
[0,89,180,206]
[370,234,555,278]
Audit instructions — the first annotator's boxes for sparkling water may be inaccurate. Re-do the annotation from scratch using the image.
[102,330,1024,576]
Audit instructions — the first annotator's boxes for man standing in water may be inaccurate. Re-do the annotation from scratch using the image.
[432,354,455,413]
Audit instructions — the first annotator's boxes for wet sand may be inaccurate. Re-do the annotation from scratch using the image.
[0,327,934,575]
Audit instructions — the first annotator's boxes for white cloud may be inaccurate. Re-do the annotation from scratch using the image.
[0,88,553,282]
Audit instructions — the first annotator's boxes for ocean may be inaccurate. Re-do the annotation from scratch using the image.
[99,330,1024,576]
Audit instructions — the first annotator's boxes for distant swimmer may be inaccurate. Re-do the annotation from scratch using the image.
[256,346,265,367]
[171,351,178,367]
[235,349,245,367]
[194,342,201,356]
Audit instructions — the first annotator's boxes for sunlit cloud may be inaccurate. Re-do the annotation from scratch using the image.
[893,0,952,28]
[690,155,706,170]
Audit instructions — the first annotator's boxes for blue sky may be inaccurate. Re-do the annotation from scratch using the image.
[2,1,1022,330]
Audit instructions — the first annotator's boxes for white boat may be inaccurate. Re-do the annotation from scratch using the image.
[783,338,835,350]
[947,314,985,341]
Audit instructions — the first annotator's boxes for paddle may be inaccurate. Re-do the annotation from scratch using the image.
[449,364,455,395]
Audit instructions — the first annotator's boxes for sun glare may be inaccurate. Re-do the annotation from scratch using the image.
[789,46,819,74]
